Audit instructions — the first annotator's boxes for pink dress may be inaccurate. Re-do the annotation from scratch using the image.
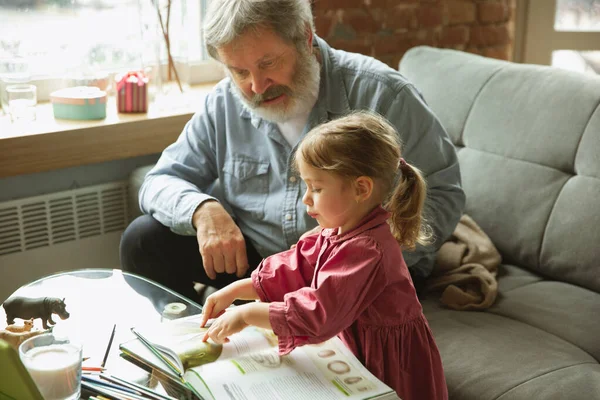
[251,206,448,400]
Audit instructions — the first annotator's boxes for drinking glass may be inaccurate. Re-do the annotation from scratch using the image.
[19,333,83,400]
[6,84,37,123]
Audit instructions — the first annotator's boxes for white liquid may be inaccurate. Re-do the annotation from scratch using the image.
[8,98,36,122]
[22,344,81,400]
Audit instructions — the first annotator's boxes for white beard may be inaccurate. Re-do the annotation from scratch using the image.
[229,48,321,123]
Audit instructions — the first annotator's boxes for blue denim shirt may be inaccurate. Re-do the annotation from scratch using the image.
[139,37,465,276]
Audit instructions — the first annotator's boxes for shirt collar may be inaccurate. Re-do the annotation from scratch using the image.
[322,205,391,243]
[236,35,350,128]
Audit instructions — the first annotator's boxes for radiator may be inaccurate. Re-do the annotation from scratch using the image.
[0,181,130,301]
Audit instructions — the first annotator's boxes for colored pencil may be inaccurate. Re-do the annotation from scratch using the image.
[83,366,106,372]
[102,324,117,368]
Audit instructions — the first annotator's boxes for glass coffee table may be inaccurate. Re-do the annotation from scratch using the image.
[1,269,204,399]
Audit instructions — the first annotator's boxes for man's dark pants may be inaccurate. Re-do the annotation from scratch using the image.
[120,215,427,303]
[119,215,264,303]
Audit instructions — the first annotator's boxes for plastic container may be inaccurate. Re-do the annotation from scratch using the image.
[50,86,107,120]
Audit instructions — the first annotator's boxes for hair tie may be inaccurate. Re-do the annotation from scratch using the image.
[398,158,407,169]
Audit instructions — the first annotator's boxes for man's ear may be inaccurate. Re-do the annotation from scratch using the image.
[305,24,314,49]
[354,176,373,202]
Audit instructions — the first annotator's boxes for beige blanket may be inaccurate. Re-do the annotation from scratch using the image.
[427,214,501,310]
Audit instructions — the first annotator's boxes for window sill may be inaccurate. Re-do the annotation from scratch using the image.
[0,82,218,179]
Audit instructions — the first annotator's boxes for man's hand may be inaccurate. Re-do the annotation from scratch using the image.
[193,201,249,280]
[200,289,235,328]
[202,308,248,344]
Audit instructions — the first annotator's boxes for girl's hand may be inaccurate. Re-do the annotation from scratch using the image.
[200,289,235,328]
[202,308,248,344]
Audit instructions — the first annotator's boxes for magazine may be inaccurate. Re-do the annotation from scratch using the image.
[119,314,400,400]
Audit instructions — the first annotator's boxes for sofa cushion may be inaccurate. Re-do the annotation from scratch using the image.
[457,148,570,271]
[576,106,600,180]
[463,65,598,170]
[400,46,600,294]
[494,365,600,400]
[490,275,600,361]
[541,175,600,294]
[422,265,600,399]
[397,46,506,147]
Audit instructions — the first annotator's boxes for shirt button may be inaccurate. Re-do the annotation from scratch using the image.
[289,176,297,183]
[285,214,293,221]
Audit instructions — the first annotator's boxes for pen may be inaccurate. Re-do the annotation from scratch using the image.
[102,324,117,368]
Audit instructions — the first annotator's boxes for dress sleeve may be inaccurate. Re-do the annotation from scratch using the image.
[251,232,321,302]
[268,237,387,354]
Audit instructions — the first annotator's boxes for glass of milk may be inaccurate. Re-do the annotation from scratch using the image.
[19,333,82,400]
[6,83,37,123]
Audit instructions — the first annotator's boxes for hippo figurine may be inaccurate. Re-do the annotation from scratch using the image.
[3,296,70,330]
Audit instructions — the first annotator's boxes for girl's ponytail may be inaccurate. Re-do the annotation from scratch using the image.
[386,159,432,250]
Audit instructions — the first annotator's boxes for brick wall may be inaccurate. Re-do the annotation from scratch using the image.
[312,0,517,68]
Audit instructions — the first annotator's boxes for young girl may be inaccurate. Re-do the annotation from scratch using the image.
[200,111,448,400]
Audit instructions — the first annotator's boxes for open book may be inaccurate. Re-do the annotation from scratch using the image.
[119,314,400,400]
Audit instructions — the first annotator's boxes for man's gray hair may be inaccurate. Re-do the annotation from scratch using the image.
[204,0,315,60]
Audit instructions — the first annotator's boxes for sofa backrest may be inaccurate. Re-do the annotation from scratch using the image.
[399,46,600,293]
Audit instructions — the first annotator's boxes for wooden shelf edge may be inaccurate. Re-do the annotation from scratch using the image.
[0,112,194,178]
[0,82,217,178]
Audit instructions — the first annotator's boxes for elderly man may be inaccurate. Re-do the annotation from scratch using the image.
[120,0,465,301]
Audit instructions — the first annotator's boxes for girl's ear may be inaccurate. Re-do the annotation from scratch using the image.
[354,176,373,202]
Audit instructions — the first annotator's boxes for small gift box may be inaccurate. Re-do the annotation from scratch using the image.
[116,71,148,113]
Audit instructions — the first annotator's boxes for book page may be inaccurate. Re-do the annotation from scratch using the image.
[184,336,396,400]
[134,315,276,371]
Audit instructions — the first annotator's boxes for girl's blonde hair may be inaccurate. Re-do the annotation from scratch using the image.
[294,111,432,250]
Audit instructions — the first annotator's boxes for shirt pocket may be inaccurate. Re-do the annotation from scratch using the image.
[222,157,270,219]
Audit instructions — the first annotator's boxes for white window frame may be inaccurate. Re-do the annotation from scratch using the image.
[1,0,224,102]
[518,0,600,66]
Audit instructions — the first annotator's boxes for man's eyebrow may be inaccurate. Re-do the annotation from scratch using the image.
[225,52,285,71]
[257,52,284,64]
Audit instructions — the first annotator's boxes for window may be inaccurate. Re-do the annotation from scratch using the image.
[0,0,221,101]
[555,0,600,31]
[522,0,600,76]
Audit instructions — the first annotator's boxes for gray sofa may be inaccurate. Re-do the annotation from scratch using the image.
[399,47,600,399]
[129,46,600,399]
